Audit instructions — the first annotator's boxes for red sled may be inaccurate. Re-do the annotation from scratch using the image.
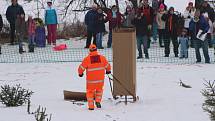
[53,44,67,51]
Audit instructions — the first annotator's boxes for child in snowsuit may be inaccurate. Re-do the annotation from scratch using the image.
[27,15,36,52]
[178,29,189,58]
[15,14,26,54]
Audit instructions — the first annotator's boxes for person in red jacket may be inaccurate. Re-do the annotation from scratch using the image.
[78,44,111,110]
[106,5,123,48]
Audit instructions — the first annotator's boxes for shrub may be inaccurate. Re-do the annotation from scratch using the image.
[0,84,33,107]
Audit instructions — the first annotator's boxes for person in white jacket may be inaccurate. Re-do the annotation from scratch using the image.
[183,2,195,47]
[183,2,196,29]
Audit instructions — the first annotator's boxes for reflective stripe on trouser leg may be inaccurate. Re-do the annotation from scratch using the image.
[95,89,103,103]
[87,89,95,109]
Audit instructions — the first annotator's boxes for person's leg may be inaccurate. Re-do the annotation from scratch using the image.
[107,30,112,48]
[85,30,93,48]
[86,88,95,110]
[152,21,158,43]
[10,23,15,45]
[207,33,213,48]
[18,35,24,54]
[137,36,143,58]
[47,25,52,45]
[96,33,100,48]
[172,35,179,57]
[51,24,57,45]
[143,35,149,58]
[92,32,97,46]
[202,40,210,63]
[194,39,201,62]
[164,31,170,57]
[95,84,104,108]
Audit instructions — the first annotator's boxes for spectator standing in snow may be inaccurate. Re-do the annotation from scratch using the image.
[189,10,210,63]
[132,11,149,59]
[6,0,25,45]
[15,14,26,54]
[45,1,58,46]
[106,5,123,48]
[162,7,179,57]
[84,4,98,48]
[156,4,166,47]
[27,15,36,52]
[183,2,196,47]
[204,13,214,48]
[96,7,107,49]
[0,14,3,54]
[178,28,189,59]
[140,0,154,48]
[152,0,159,44]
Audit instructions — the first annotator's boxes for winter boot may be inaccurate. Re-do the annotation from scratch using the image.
[88,108,94,110]
[145,54,149,59]
[19,47,25,54]
[28,45,34,53]
[95,102,101,108]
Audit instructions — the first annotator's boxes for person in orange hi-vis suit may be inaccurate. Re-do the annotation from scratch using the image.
[78,44,111,110]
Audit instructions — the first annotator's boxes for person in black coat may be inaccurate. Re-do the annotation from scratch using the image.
[6,0,25,45]
[132,12,149,59]
[200,1,215,22]
[0,14,3,54]
[162,7,179,57]
[84,5,98,48]
[96,7,107,49]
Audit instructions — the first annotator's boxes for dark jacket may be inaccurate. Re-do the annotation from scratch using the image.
[189,15,209,39]
[162,12,178,36]
[200,4,215,22]
[6,4,25,24]
[131,16,148,36]
[84,10,98,32]
[0,14,3,31]
[96,13,107,33]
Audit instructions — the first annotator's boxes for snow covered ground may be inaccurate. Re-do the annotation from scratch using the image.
[0,62,213,121]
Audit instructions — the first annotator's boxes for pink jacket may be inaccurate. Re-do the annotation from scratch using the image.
[28,19,36,35]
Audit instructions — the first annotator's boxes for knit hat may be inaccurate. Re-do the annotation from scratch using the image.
[47,0,52,3]
[159,4,165,9]
[169,7,174,11]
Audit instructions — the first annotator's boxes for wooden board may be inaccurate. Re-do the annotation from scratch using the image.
[63,90,87,101]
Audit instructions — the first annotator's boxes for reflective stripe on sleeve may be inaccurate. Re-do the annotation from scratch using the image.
[105,64,109,69]
[80,65,85,70]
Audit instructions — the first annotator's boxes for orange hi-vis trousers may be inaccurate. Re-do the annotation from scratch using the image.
[86,81,104,109]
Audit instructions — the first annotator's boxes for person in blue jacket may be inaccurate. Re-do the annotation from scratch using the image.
[189,10,210,63]
[84,5,98,48]
[45,0,58,46]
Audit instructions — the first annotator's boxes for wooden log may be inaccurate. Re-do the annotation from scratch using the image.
[63,90,87,101]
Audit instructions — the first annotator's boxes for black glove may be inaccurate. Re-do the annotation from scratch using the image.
[106,71,111,74]
[79,74,83,77]
[188,16,191,19]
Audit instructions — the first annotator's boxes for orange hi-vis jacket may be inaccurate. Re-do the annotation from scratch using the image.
[78,51,111,82]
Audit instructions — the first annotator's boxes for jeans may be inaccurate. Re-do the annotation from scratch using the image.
[152,21,158,42]
[137,35,148,57]
[107,30,112,48]
[28,34,35,46]
[96,32,103,48]
[194,39,210,62]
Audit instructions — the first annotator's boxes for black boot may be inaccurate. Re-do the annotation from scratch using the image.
[0,46,2,54]
[28,45,34,53]
[95,102,101,108]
